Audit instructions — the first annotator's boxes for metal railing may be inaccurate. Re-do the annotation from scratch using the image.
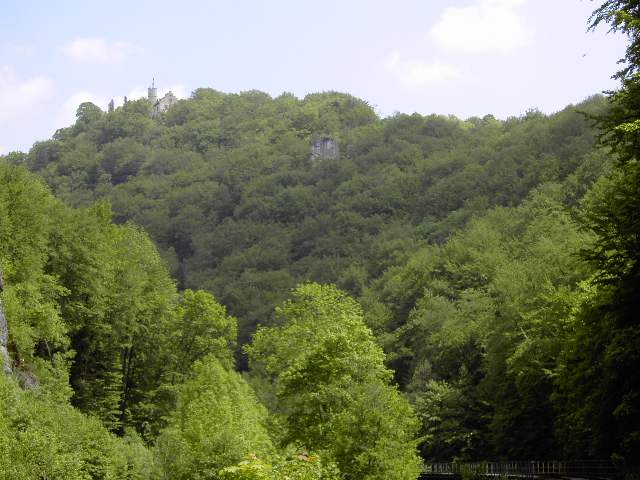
[423,461,619,479]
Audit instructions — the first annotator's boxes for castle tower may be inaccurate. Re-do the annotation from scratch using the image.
[148,78,157,104]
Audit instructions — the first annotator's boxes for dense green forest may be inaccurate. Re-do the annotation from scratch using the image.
[1,1,639,478]
[11,89,610,349]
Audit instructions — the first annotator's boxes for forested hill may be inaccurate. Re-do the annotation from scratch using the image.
[3,83,639,471]
[9,90,608,346]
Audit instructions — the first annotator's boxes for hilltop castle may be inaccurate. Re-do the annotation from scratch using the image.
[147,79,178,115]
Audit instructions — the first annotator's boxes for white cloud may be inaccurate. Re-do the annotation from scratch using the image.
[0,145,7,155]
[126,87,148,101]
[62,37,142,65]
[430,0,531,54]
[0,65,53,124]
[56,91,109,128]
[385,53,461,87]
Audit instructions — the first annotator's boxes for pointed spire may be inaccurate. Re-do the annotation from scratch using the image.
[148,78,158,104]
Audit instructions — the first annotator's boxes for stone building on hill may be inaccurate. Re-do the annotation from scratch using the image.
[148,79,178,115]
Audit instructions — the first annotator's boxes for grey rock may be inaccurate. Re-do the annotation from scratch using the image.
[311,137,339,160]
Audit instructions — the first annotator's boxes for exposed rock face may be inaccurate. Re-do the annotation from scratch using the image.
[0,312,9,374]
[311,137,339,160]
[0,285,11,374]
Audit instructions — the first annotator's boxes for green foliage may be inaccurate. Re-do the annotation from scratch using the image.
[172,289,238,372]
[0,160,272,477]
[155,355,274,480]
[0,373,157,480]
[0,162,83,416]
[20,89,606,349]
[219,453,340,480]
[45,202,179,434]
[0,159,241,438]
[248,283,421,480]
[2,21,634,468]
[369,184,596,460]
[552,0,640,464]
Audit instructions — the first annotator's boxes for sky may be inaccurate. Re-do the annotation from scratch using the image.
[0,0,629,154]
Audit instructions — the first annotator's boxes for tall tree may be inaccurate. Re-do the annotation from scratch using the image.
[555,1,640,464]
[155,355,274,480]
[247,283,421,480]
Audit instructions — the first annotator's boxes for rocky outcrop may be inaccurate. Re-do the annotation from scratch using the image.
[0,270,11,374]
[0,309,9,374]
[311,137,339,161]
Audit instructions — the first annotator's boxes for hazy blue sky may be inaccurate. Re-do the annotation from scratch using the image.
[0,0,628,153]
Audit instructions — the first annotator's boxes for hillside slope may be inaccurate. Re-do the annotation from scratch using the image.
[13,90,609,346]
